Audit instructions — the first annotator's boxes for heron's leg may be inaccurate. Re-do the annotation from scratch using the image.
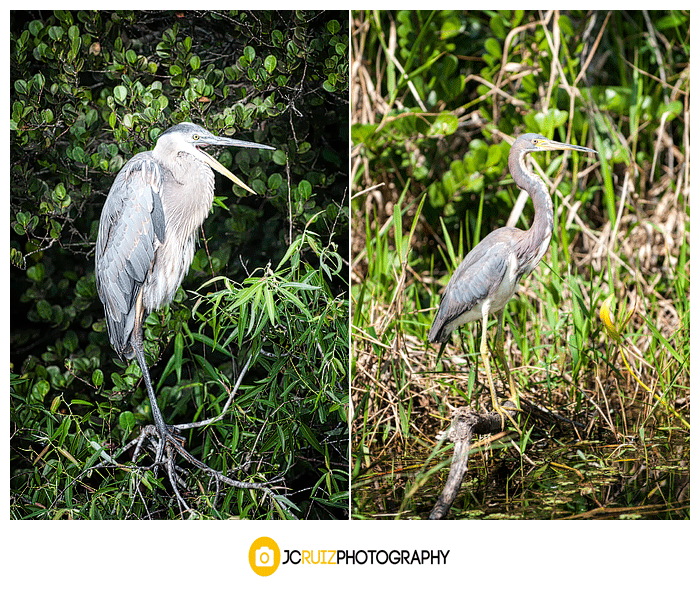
[131,291,170,461]
[132,335,168,459]
[481,311,520,432]
[478,313,500,420]
[495,309,519,409]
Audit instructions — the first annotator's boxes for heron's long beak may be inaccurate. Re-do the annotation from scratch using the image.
[540,139,597,154]
[197,137,275,195]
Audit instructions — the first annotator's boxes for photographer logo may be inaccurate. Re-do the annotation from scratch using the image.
[249,537,280,576]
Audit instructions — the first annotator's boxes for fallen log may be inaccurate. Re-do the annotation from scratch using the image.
[429,403,517,520]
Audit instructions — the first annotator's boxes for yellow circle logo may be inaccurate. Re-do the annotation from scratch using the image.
[249,537,281,576]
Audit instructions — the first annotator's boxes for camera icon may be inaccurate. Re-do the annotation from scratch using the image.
[255,546,274,567]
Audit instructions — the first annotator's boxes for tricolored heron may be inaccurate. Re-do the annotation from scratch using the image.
[95,122,274,455]
[428,133,597,427]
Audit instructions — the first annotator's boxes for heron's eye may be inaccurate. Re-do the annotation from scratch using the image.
[192,134,200,141]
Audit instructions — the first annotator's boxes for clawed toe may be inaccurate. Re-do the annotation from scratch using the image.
[491,399,521,433]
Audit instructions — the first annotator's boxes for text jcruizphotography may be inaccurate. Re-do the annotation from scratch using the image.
[282,549,450,565]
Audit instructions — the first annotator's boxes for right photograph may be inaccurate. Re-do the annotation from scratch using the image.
[350,10,689,519]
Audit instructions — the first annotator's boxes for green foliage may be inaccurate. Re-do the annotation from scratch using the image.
[352,10,689,234]
[11,10,349,519]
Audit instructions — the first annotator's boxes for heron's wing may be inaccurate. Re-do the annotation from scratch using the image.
[95,153,165,356]
[428,229,516,343]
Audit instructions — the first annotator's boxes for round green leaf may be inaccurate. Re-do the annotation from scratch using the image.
[264,55,277,74]
[92,369,104,388]
[113,85,127,104]
[119,411,136,433]
[31,379,50,400]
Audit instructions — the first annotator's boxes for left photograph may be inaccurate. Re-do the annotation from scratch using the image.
[10,10,349,519]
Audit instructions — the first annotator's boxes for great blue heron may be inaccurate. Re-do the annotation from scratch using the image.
[95,122,274,454]
[428,133,597,427]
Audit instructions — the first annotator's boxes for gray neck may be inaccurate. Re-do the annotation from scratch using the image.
[509,150,554,276]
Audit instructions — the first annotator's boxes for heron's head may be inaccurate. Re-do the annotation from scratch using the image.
[511,132,597,156]
[155,122,274,194]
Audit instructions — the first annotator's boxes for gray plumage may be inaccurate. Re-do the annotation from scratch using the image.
[95,122,274,441]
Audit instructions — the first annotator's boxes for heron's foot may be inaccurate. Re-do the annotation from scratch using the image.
[132,422,186,465]
[129,424,203,512]
[491,398,521,434]
[125,421,286,516]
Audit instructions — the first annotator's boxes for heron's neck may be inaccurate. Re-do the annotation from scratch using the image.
[509,150,554,274]
[510,150,554,244]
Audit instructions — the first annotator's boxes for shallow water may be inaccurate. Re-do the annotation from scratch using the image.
[352,432,689,520]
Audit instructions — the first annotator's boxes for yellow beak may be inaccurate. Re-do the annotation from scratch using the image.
[196,148,258,195]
